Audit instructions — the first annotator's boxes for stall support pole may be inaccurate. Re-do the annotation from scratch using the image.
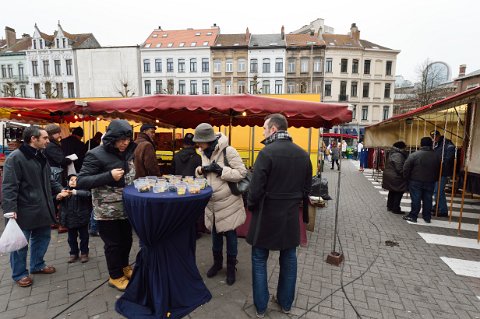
[458,167,468,234]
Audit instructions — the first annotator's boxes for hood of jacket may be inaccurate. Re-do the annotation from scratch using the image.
[102,120,135,154]
[177,147,198,163]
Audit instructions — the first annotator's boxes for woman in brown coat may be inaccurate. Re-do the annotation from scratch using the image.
[193,123,247,285]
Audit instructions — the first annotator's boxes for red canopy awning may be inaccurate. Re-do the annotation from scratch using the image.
[85,94,352,128]
[0,97,77,111]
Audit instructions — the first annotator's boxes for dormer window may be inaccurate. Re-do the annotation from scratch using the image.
[63,38,66,48]
[206,32,212,36]
[190,42,196,47]
[39,39,43,49]
[162,34,168,38]
[203,41,208,46]
[33,40,37,49]
[144,43,151,48]
[179,42,185,47]
[156,43,161,48]
[56,39,59,48]
[167,43,173,47]
[195,32,201,36]
[152,34,158,38]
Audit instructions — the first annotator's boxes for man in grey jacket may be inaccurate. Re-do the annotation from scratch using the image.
[2,126,65,287]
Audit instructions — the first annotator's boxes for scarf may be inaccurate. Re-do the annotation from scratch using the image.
[263,130,293,145]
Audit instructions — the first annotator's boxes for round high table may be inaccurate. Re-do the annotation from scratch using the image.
[116,185,212,319]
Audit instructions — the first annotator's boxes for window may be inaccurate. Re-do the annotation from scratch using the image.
[351,81,358,97]
[179,42,185,47]
[156,80,163,94]
[339,81,347,101]
[226,80,232,94]
[383,106,390,120]
[178,59,185,73]
[325,81,332,96]
[178,80,186,94]
[54,60,61,76]
[386,61,392,76]
[190,58,197,72]
[300,58,309,73]
[43,60,49,76]
[33,40,36,49]
[18,64,24,80]
[20,85,26,97]
[190,42,196,47]
[262,80,270,94]
[352,104,356,120]
[249,81,257,94]
[143,59,150,73]
[352,59,359,74]
[56,83,63,98]
[250,59,258,73]
[226,59,233,72]
[66,59,72,76]
[144,80,151,94]
[341,59,348,73]
[44,82,52,98]
[214,81,221,94]
[287,82,295,94]
[202,80,209,94]
[202,58,209,72]
[288,59,295,73]
[62,38,66,48]
[362,83,370,98]
[155,59,162,72]
[67,82,75,98]
[364,60,371,75]
[56,39,59,48]
[275,58,283,73]
[213,59,221,72]
[1,65,6,78]
[314,58,322,72]
[362,106,368,120]
[238,80,246,94]
[384,83,391,98]
[325,58,333,73]
[32,61,38,76]
[7,65,13,78]
[275,80,283,94]
[262,58,270,73]
[167,58,174,72]
[238,59,246,72]
[190,80,198,95]
[34,83,40,98]
[39,39,43,49]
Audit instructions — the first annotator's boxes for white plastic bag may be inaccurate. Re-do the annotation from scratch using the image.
[0,218,28,254]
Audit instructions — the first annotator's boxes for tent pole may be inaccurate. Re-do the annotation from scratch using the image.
[317,128,324,177]
[415,117,419,151]
[307,128,312,171]
[459,104,475,233]
[250,126,255,168]
[458,166,468,234]
[449,109,460,222]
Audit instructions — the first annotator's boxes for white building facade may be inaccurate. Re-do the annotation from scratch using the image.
[0,52,29,97]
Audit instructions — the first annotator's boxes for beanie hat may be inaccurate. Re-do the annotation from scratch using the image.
[421,136,433,147]
[72,127,84,137]
[45,124,61,136]
[184,133,195,146]
[192,123,216,143]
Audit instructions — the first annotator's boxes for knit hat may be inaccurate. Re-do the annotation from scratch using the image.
[45,124,61,136]
[72,127,84,137]
[192,123,216,143]
[184,133,195,146]
[421,137,433,147]
[140,123,156,132]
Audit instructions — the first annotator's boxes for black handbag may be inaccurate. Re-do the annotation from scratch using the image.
[222,147,251,196]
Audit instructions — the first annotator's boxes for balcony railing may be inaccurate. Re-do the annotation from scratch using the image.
[0,76,29,83]
[338,94,349,101]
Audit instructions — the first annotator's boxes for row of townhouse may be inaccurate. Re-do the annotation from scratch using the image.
[0,18,399,128]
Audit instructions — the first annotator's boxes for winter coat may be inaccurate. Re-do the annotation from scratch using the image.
[61,135,87,173]
[45,138,71,169]
[403,146,440,183]
[433,136,456,177]
[77,120,136,221]
[382,147,408,192]
[134,132,160,179]
[2,144,62,230]
[195,133,246,233]
[173,147,202,177]
[246,137,312,250]
[60,189,92,228]
[331,146,340,160]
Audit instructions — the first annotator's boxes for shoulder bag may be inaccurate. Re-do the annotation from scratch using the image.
[222,147,251,196]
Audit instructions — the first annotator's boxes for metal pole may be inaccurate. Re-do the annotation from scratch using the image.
[307,128,312,162]
[332,125,343,253]
[250,126,255,168]
[449,109,460,222]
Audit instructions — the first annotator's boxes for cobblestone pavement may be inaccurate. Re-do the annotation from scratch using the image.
[1,159,480,318]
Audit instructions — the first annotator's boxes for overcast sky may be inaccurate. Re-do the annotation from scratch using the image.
[2,0,478,82]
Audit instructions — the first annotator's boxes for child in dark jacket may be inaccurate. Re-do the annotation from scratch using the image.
[57,174,92,263]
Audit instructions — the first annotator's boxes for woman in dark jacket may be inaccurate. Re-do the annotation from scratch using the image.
[382,141,408,214]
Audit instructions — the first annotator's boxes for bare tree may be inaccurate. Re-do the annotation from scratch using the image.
[41,80,58,99]
[415,59,454,106]
[0,82,18,97]
[114,74,136,97]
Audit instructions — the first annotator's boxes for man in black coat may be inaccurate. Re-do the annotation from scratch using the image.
[172,133,202,177]
[382,141,408,214]
[403,137,440,223]
[2,126,66,287]
[61,126,87,173]
[247,113,312,317]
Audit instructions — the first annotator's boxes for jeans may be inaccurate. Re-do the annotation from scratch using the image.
[387,191,404,212]
[67,225,89,256]
[98,219,132,279]
[408,180,434,221]
[211,226,237,257]
[89,210,98,233]
[433,176,448,214]
[252,246,297,314]
[10,226,51,281]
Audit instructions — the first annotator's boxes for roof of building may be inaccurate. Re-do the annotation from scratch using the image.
[456,69,480,80]
[249,34,285,48]
[0,39,6,49]
[213,34,248,48]
[4,36,32,52]
[285,34,325,47]
[322,33,393,50]
[142,28,220,49]
[58,32,97,48]
[360,39,392,50]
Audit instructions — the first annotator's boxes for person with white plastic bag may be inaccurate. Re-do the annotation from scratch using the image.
[0,212,28,253]
[2,126,65,287]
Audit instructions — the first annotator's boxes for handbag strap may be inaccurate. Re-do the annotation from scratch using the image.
[222,147,230,167]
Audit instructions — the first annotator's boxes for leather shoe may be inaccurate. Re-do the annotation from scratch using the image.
[403,216,417,223]
[16,276,33,287]
[68,255,78,263]
[32,265,56,274]
[423,219,431,223]
[80,254,89,263]
[391,210,405,215]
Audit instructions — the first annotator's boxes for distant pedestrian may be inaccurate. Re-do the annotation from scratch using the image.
[341,140,347,158]
[431,130,455,217]
[402,137,440,223]
[357,140,363,161]
[382,141,408,214]
[85,131,103,150]
[331,142,340,170]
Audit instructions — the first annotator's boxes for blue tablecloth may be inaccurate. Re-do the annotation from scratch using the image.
[116,185,213,319]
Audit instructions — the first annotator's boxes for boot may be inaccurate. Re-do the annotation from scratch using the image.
[206,251,223,278]
[108,276,129,291]
[123,265,133,279]
[226,255,237,286]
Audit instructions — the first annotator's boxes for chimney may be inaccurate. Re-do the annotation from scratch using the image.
[158,26,162,30]
[459,64,466,77]
[5,26,16,48]
[212,23,219,29]
[245,27,250,43]
[281,25,285,40]
[22,33,30,38]
[350,23,360,42]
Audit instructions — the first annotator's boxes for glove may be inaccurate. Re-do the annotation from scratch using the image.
[209,161,223,176]
[202,165,213,174]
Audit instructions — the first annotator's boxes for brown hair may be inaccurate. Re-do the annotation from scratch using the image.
[265,113,288,131]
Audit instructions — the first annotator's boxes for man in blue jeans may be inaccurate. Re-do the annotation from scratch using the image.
[247,114,312,318]
[2,126,65,287]
[402,137,440,223]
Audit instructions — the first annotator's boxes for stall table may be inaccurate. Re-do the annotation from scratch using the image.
[116,185,212,319]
